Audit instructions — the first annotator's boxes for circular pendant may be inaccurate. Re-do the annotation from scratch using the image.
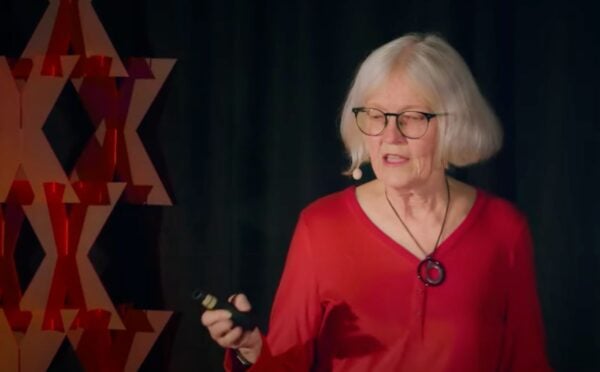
[417,257,445,286]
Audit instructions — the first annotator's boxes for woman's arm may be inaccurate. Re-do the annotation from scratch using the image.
[231,213,323,371]
[498,221,553,371]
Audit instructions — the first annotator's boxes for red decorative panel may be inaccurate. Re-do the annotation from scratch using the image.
[0,0,174,369]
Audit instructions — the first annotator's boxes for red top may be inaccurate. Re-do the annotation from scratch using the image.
[226,187,552,371]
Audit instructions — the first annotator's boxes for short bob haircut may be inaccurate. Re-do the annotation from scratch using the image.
[340,33,502,175]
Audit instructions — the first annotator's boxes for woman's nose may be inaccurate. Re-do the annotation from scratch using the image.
[381,117,408,144]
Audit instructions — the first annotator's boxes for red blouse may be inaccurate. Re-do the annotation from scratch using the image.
[226,187,552,371]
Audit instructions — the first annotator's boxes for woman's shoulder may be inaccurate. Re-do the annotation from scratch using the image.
[478,189,525,217]
[473,185,529,230]
[300,186,357,221]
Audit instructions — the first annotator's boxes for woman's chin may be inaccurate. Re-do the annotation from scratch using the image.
[375,171,419,190]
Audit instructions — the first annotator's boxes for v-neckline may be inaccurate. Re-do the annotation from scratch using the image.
[346,186,486,263]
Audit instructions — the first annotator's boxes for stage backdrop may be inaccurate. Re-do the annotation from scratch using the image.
[1,0,599,371]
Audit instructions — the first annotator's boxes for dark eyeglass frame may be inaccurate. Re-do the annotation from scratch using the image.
[351,107,446,139]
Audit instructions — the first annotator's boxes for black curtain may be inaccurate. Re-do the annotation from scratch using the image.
[1,0,599,371]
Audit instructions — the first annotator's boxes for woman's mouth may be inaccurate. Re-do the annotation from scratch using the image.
[383,154,409,165]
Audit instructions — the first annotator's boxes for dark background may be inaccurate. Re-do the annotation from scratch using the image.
[1,0,599,371]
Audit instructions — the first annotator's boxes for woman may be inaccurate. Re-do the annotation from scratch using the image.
[201,33,552,371]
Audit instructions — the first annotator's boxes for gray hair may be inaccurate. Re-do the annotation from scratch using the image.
[340,33,503,174]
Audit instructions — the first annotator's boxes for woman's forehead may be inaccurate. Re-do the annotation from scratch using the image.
[363,71,432,110]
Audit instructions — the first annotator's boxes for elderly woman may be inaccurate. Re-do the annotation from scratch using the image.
[201,33,552,371]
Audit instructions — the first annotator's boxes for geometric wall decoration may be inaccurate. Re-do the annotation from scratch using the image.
[0,0,174,369]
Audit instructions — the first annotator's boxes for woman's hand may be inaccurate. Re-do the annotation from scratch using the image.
[201,293,263,363]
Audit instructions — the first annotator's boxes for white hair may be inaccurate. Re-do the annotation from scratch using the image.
[340,33,503,174]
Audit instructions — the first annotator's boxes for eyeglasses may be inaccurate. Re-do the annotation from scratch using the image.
[352,107,445,139]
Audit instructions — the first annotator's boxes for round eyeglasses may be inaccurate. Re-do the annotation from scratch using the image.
[352,107,445,139]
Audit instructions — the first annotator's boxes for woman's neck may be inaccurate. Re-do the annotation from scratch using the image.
[379,173,449,221]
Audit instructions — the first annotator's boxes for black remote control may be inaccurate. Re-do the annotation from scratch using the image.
[193,289,256,331]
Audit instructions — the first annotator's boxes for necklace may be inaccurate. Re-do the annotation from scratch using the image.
[384,177,450,286]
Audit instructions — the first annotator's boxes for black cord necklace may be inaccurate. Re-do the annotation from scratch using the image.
[384,177,450,286]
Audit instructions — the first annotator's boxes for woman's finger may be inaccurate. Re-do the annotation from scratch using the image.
[201,309,231,327]
[217,325,244,348]
[230,293,252,312]
[207,319,234,340]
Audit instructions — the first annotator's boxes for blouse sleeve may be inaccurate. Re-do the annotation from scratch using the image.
[225,212,322,371]
[498,221,553,371]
